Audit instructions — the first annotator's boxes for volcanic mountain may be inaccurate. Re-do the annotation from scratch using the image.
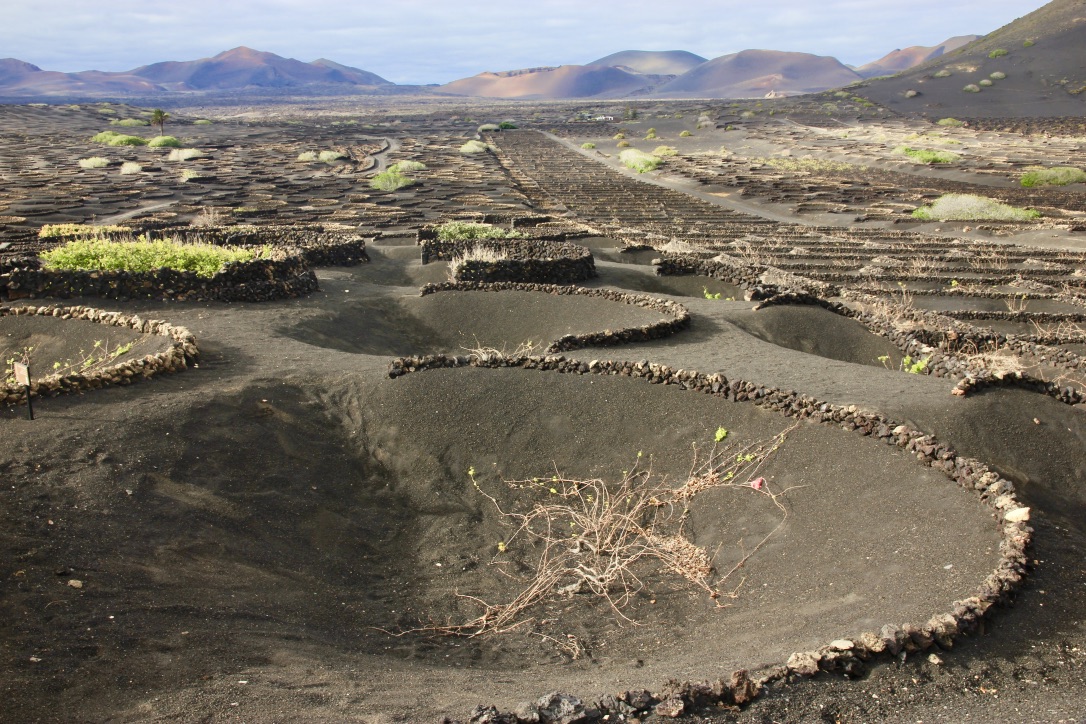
[130,47,390,90]
[438,65,660,99]
[586,50,708,76]
[653,49,862,98]
[859,0,1086,117]
[0,47,391,97]
[855,35,980,78]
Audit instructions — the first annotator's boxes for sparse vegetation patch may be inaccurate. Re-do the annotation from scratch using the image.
[167,148,205,161]
[620,148,662,173]
[912,194,1041,221]
[78,157,110,169]
[1020,166,1086,187]
[40,236,267,277]
[148,135,182,148]
[893,146,960,164]
[459,140,490,154]
[369,168,416,191]
[436,221,521,241]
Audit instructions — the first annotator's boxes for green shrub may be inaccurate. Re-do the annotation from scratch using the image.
[40,236,265,277]
[460,140,490,154]
[937,118,965,127]
[644,127,657,139]
[989,49,1008,58]
[296,151,318,162]
[436,221,521,241]
[167,148,205,161]
[1023,39,1035,48]
[990,71,1006,80]
[179,169,206,182]
[893,146,959,164]
[912,194,1040,221]
[652,145,677,157]
[193,119,213,125]
[319,150,348,163]
[498,121,517,129]
[679,130,692,137]
[78,157,110,169]
[91,131,148,146]
[619,148,662,173]
[963,84,981,93]
[110,118,149,127]
[97,107,117,115]
[39,223,125,239]
[148,135,181,148]
[389,160,427,173]
[616,140,631,148]
[979,79,993,87]
[613,132,626,140]
[933,70,952,78]
[477,123,500,133]
[580,142,596,150]
[119,161,143,175]
[1020,166,1086,187]
[369,169,416,191]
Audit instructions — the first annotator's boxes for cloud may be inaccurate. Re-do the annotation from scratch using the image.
[4,0,1050,84]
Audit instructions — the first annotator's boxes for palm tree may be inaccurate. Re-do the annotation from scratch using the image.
[150,109,170,135]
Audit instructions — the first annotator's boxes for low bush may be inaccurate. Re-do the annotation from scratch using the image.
[296,151,318,162]
[389,160,427,173]
[436,221,521,241]
[498,121,517,129]
[893,146,959,164]
[912,194,1040,221]
[679,130,692,137]
[40,235,266,277]
[644,127,657,139]
[580,142,596,150]
[936,117,965,127]
[619,148,662,173]
[148,135,182,148]
[1020,166,1086,187]
[119,162,143,175]
[91,131,148,146]
[78,157,110,169]
[110,118,149,127]
[1023,39,1035,48]
[933,70,952,78]
[369,169,416,191]
[963,84,981,93]
[39,223,125,239]
[990,71,1006,80]
[179,169,206,182]
[652,145,678,157]
[477,123,501,133]
[460,140,490,154]
[979,79,993,87]
[167,148,205,161]
[613,132,626,140]
[318,150,348,162]
[989,49,1008,58]
[193,119,213,125]
[616,140,630,148]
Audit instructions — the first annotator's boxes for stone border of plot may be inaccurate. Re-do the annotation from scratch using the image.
[416,235,596,285]
[0,250,317,303]
[383,354,1032,724]
[1,224,372,303]
[1,304,198,407]
[653,252,1086,407]
[417,282,689,352]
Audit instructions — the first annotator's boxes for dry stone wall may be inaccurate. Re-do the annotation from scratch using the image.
[1,304,198,406]
[388,354,1032,724]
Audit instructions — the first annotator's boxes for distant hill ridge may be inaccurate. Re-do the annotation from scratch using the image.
[0,47,390,96]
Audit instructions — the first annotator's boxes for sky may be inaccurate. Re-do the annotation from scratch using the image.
[5,1,1051,85]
